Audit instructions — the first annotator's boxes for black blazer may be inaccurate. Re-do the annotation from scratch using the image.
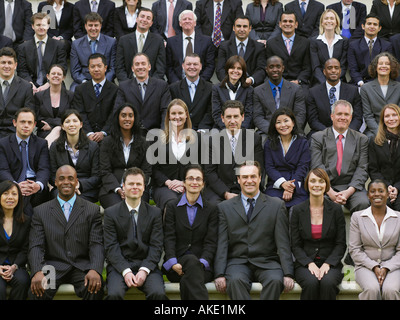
[163,196,218,269]
[370,0,400,40]
[113,5,136,41]
[290,199,347,268]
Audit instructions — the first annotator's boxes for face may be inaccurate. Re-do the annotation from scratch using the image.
[383,107,400,133]
[179,12,196,33]
[362,17,381,38]
[376,56,391,77]
[55,166,78,200]
[123,174,145,200]
[1,185,19,212]
[47,66,65,85]
[13,112,36,140]
[228,62,243,83]
[182,56,201,81]
[0,55,17,80]
[184,169,204,194]
[321,12,337,31]
[169,104,187,130]
[275,114,294,137]
[85,20,102,40]
[32,17,50,38]
[233,18,251,42]
[307,172,327,197]
[125,0,138,6]
[221,107,244,134]
[88,57,107,82]
[119,106,135,131]
[331,104,352,133]
[62,113,83,136]
[237,165,261,198]
[132,55,151,81]
[323,59,341,83]
[136,10,153,32]
[266,57,284,83]
[368,182,389,208]
[279,14,298,37]
[342,0,353,5]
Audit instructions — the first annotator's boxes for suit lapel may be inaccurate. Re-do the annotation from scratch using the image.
[361,214,381,248]
[179,79,192,105]
[326,128,339,174]
[381,215,399,247]
[340,129,356,176]
[50,199,68,227]
[43,38,55,71]
[231,195,248,223]
[10,134,22,163]
[385,80,398,101]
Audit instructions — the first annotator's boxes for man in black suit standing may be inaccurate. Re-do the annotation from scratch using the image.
[17,12,67,94]
[104,167,167,300]
[29,165,104,300]
[214,161,294,300]
[116,7,166,82]
[73,53,118,144]
[216,16,266,87]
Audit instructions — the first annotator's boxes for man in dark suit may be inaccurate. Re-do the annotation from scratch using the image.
[151,0,193,41]
[116,7,166,82]
[73,0,115,39]
[284,0,324,38]
[203,100,264,206]
[70,12,116,91]
[29,165,104,300]
[307,58,363,137]
[115,53,171,134]
[214,161,294,300]
[169,53,213,130]
[216,16,266,87]
[17,12,67,94]
[0,47,34,138]
[194,0,243,47]
[73,53,118,144]
[327,0,366,41]
[104,167,167,300]
[347,14,393,86]
[0,108,49,217]
[166,9,215,84]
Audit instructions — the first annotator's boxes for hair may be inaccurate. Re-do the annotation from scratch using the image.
[179,9,197,22]
[48,63,66,77]
[324,57,341,69]
[138,7,154,21]
[221,100,245,116]
[0,47,17,62]
[374,103,400,146]
[367,179,388,192]
[304,168,331,194]
[252,0,279,6]
[234,15,252,26]
[45,0,68,4]
[123,0,142,8]
[183,52,201,64]
[0,181,25,224]
[183,164,204,180]
[31,12,50,25]
[266,55,284,67]
[55,109,89,152]
[267,107,300,150]
[132,52,151,67]
[319,9,341,35]
[84,12,103,24]
[331,99,353,115]
[88,52,107,66]
[238,160,262,177]
[380,0,400,5]
[280,10,298,22]
[14,107,36,122]
[363,13,380,25]
[368,52,400,80]
[162,99,195,143]
[220,55,250,88]
[122,167,145,184]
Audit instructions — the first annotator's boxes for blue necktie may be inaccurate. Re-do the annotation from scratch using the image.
[341,8,351,38]
[300,1,306,17]
[274,86,280,109]
[90,40,97,53]
[329,87,337,106]
[18,140,28,183]
[94,83,101,97]
[247,198,255,222]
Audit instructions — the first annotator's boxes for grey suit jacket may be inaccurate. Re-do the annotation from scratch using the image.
[310,126,369,191]
[214,193,293,278]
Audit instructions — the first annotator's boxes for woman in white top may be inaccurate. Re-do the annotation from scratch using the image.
[310,9,349,86]
[114,0,141,41]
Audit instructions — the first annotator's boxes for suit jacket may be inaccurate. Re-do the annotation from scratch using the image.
[216,37,267,86]
[284,0,325,38]
[70,33,116,85]
[0,34,13,49]
[17,37,68,87]
[103,200,163,273]
[310,126,369,191]
[214,193,293,277]
[72,79,118,135]
[245,2,283,41]
[360,79,400,136]
[194,0,243,41]
[266,33,312,84]
[114,77,171,131]
[253,79,306,134]
[166,32,216,83]
[113,5,136,41]
[29,197,104,277]
[291,199,346,267]
[49,140,100,202]
[212,83,253,130]
[72,0,115,39]
[309,35,349,85]
[326,1,366,40]
[0,134,50,187]
[349,206,400,272]
[370,0,400,40]
[163,196,218,269]
[390,34,400,79]
[115,31,166,81]
[347,37,393,84]
[204,129,264,198]
[0,0,34,44]
[38,1,74,41]
[169,77,213,130]
[306,81,363,134]
[151,0,193,41]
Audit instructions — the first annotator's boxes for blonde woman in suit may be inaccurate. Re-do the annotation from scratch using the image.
[349,179,400,300]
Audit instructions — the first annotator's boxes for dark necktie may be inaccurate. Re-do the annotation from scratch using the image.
[130,209,137,239]
[18,140,28,183]
[186,36,193,56]
[3,80,10,104]
[300,1,306,17]
[238,42,245,57]
[329,86,337,105]
[274,86,280,109]
[247,198,255,222]
[369,39,374,57]
[37,41,44,85]
[94,83,101,97]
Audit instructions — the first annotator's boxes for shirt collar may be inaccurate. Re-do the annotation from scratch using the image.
[177,193,203,208]
[57,193,77,209]
[268,78,283,90]
[241,191,260,203]
[225,128,241,140]
[360,206,398,220]
[365,36,377,44]
[34,34,48,44]
[185,76,199,87]
[87,34,101,42]
[125,200,140,214]
[235,37,249,47]
[92,78,106,87]
[316,33,343,43]
[326,80,341,91]
[282,33,295,42]
[16,134,30,145]
[0,75,14,85]
[332,127,348,139]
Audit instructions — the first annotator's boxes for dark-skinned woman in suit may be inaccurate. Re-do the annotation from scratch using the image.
[114,0,141,41]
[290,168,347,300]
[0,181,30,300]
[162,164,217,300]
[49,109,100,202]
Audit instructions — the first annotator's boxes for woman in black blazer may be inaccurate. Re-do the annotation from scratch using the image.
[114,0,141,41]
[162,164,217,300]
[0,181,30,300]
[368,104,400,211]
[212,55,253,130]
[290,168,347,300]
[49,109,100,203]
[370,0,400,40]
[99,103,151,209]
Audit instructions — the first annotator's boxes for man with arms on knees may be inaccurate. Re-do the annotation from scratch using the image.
[214,161,294,300]
[104,167,167,300]
[29,165,104,300]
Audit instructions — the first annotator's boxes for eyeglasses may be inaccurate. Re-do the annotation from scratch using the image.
[185,176,203,182]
